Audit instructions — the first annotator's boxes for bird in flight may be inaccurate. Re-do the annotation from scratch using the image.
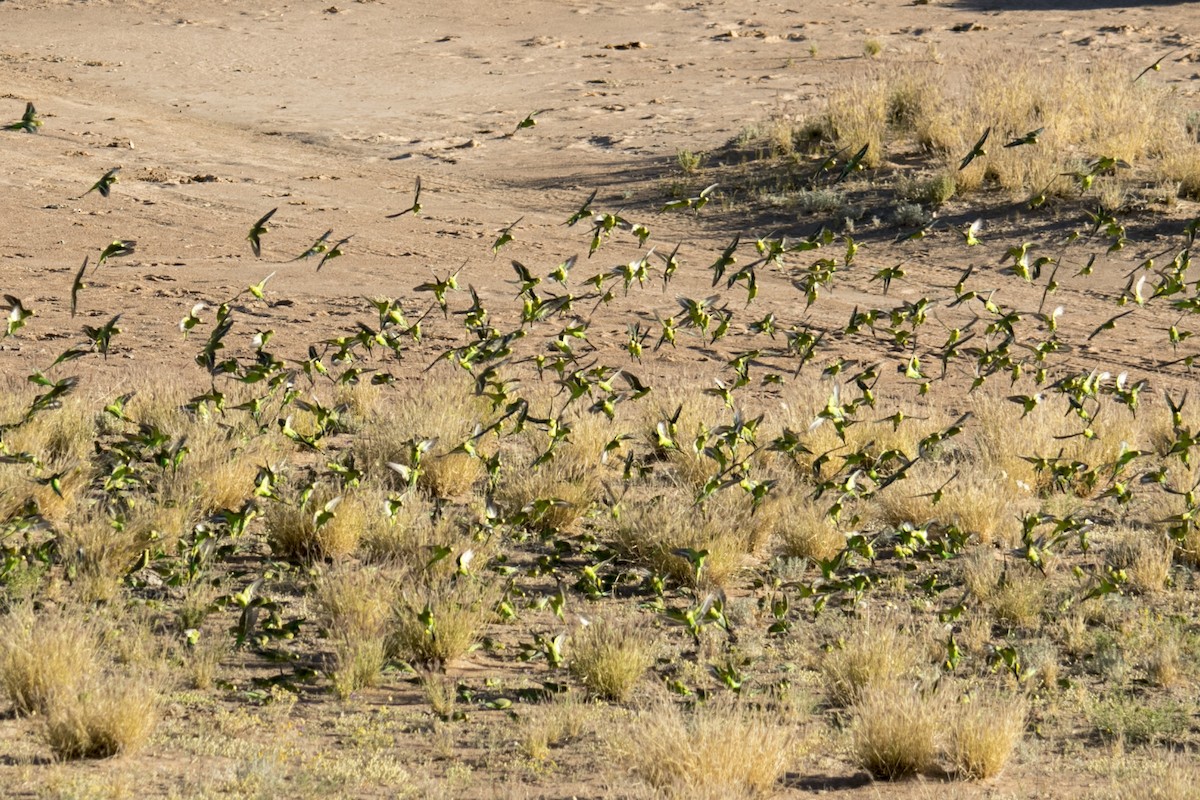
[1004,127,1044,148]
[492,217,522,255]
[247,208,277,258]
[5,102,41,133]
[316,235,351,271]
[291,230,333,262]
[959,128,990,170]
[97,240,136,267]
[1134,49,1181,82]
[513,110,547,135]
[70,256,89,317]
[79,168,120,199]
[386,177,422,218]
[662,183,718,213]
[957,218,983,247]
[565,189,598,227]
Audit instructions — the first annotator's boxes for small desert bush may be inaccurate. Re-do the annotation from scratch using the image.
[264,485,371,561]
[391,576,497,667]
[896,170,956,206]
[43,671,158,759]
[851,681,940,780]
[948,690,1027,780]
[610,698,795,799]
[822,616,919,706]
[1089,692,1191,745]
[0,606,98,716]
[569,617,655,702]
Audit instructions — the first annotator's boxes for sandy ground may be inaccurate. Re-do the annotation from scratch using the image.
[1,0,1199,384]
[3,0,1200,796]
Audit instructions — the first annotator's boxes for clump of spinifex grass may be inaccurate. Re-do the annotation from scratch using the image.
[264,484,372,561]
[62,508,153,604]
[1106,526,1173,594]
[519,691,593,761]
[610,697,795,799]
[875,459,1021,546]
[496,443,605,534]
[948,689,1027,780]
[774,489,845,562]
[737,55,1200,204]
[609,488,773,589]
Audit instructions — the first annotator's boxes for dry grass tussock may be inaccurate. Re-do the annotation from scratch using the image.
[766,384,948,483]
[568,616,656,702]
[806,57,1196,199]
[353,370,493,499]
[315,565,398,697]
[773,487,845,561]
[0,391,96,523]
[264,484,375,561]
[609,697,795,799]
[0,605,98,716]
[610,488,773,589]
[519,691,594,761]
[391,573,498,667]
[851,680,941,780]
[1105,526,1173,594]
[822,614,920,706]
[973,390,1144,497]
[948,689,1027,780]
[43,671,158,759]
[734,56,1200,213]
[61,508,154,604]
[641,389,731,488]
[496,435,606,533]
[0,605,158,759]
[875,458,1022,546]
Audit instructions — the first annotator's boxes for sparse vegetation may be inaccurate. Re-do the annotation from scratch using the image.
[610,698,795,798]
[4,7,1200,796]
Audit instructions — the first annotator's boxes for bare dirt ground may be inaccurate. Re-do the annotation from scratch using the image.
[3,0,1200,797]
